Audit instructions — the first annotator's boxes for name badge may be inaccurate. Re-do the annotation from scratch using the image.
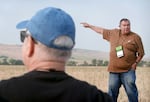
[116,45,124,58]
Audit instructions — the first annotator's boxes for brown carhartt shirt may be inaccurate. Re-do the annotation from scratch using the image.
[103,29,144,72]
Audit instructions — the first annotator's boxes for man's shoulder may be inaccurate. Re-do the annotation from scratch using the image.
[0,75,25,86]
[0,71,34,87]
[130,31,141,38]
[69,77,113,101]
[104,28,119,31]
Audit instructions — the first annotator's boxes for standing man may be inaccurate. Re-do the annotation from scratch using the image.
[0,7,113,102]
[81,18,144,102]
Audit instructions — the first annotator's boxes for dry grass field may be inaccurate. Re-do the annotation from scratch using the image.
[0,65,150,102]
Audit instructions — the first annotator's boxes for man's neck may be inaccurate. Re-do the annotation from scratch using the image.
[28,60,66,72]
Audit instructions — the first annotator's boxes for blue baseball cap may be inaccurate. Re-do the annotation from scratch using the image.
[16,7,75,50]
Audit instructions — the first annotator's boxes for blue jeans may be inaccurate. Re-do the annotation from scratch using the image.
[108,69,138,102]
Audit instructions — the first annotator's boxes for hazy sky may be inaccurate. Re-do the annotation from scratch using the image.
[0,0,150,56]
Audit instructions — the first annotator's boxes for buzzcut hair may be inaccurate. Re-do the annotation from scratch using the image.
[119,18,130,26]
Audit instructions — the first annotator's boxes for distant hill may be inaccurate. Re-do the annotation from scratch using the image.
[0,44,22,60]
[71,49,109,63]
[0,44,149,63]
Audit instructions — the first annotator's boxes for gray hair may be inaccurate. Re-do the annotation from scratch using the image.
[37,36,73,62]
[54,35,74,49]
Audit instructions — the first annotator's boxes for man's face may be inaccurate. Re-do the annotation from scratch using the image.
[120,21,130,35]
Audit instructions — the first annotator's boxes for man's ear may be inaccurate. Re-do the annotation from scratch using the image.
[26,36,35,57]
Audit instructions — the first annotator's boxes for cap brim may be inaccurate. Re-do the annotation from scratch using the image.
[16,20,29,29]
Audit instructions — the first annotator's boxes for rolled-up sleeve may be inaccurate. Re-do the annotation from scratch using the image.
[135,35,145,57]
